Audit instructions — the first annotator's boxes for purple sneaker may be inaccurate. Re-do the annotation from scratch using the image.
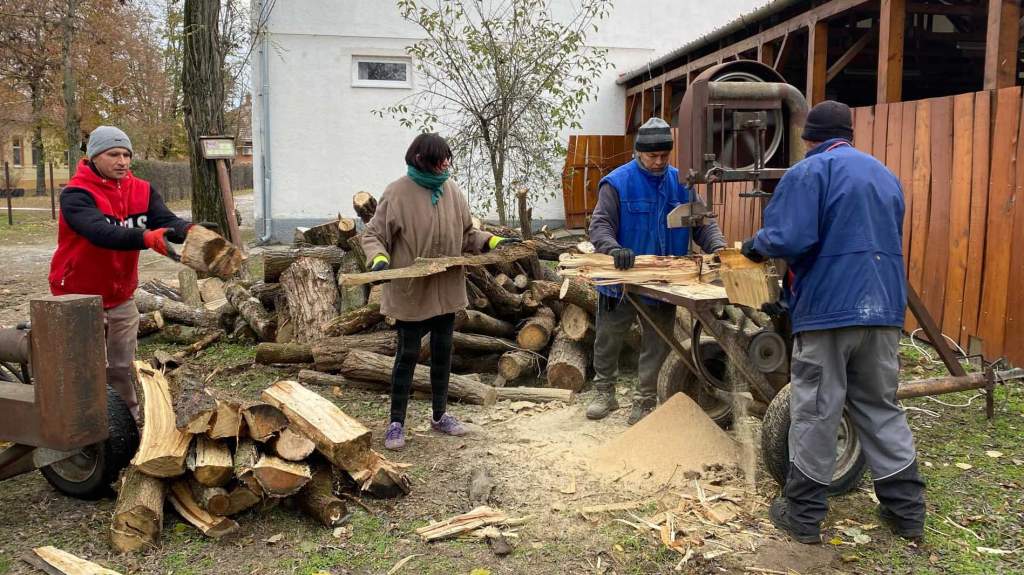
[384,422,405,450]
[431,413,467,436]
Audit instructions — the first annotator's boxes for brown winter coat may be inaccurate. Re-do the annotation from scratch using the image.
[362,175,492,322]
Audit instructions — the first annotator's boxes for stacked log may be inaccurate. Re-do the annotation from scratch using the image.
[110,366,407,552]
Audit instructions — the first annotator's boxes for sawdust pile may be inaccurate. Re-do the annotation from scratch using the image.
[589,393,741,485]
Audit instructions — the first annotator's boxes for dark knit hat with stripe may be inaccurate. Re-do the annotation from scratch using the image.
[635,117,674,152]
[801,100,853,142]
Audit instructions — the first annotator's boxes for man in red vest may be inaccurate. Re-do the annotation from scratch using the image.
[49,126,195,421]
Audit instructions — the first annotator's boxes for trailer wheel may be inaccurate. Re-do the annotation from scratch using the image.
[761,384,866,495]
[657,355,733,428]
[41,387,139,500]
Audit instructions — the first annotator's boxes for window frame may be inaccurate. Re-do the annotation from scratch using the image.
[351,56,413,89]
[11,136,22,166]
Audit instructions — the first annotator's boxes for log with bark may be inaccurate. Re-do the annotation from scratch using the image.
[241,403,289,442]
[169,371,217,434]
[450,353,501,374]
[558,278,598,315]
[188,436,233,487]
[255,342,314,365]
[353,191,377,223]
[348,449,412,497]
[311,330,400,371]
[465,280,490,312]
[188,477,231,515]
[337,250,367,313]
[158,324,212,345]
[339,349,498,406]
[454,309,515,338]
[249,282,281,309]
[179,268,202,307]
[281,256,339,343]
[466,266,526,318]
[546,329,588,392]
[181,225,245,280]
[134,289,226,329]
[297,464,348,527]
[560,303,594,343]
[498,351,541,381]
[168,480,240,538]
[339,244,537,287]
[111,467,165,552]
[297,369,395,393]
[496,386,575,403]
[224,281,277,341]
[528,280,561,303]
[516,306,556,351]
[131,362,191,477]
[253,454,311,497]
[322,303,383,337]
[297,216,357,247]
[138,311,165,337]
[270,426,316,461]
[450,332,518,354]
[263,246,345,283]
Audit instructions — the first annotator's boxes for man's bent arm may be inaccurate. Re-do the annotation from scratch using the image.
[589,183,622,254]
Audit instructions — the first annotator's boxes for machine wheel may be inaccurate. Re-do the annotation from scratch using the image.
[761,384,866,496]
[657,355,733,428]
[40,387,139,499]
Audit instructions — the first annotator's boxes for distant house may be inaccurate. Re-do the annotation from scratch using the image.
[226,94,253,165]
[250,0,764,241]
[0,102,66,193]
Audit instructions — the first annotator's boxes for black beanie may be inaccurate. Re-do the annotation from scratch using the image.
[801,100,853,142]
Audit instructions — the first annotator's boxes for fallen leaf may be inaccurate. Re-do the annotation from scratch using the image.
[265,533,284,545]
[986,451,1004,458]
[860,524,878,531]
[841,527,863,538]
[829,537,843,546]
[924,461,933,467]
[841,554,859,563]
[929,554,939,564]
[469,570,492,575]
[955,462,973,470]
[853,533,872,545]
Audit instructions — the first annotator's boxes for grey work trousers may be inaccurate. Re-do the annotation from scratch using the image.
[106,299,140,421]
[789,326,917,485]
[592,294,676,402]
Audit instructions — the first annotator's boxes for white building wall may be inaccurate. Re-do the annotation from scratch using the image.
[253,0,765,239]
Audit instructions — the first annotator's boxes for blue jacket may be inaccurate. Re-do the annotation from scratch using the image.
[752,138,906,333]
[595,159,690,298]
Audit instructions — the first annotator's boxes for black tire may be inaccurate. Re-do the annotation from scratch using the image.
[40,387,139,499]
[657,354,733,428]
[761,384,866,496]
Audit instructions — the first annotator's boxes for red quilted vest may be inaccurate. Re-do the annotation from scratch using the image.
[49,160,152,308]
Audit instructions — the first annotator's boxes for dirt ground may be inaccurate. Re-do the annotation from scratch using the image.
[0,197,1021,575]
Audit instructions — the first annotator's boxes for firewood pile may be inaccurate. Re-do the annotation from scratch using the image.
[111,362,409,552]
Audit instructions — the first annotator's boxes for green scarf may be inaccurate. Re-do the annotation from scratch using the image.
[407,164,449,205]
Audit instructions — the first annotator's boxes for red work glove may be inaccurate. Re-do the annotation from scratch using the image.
[143,228,180,261]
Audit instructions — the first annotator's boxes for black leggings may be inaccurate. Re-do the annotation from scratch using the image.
[390,313,455,424]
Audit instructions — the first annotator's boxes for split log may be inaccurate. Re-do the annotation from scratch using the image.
[188,477,230,515]
[498,351,540,381]
[454,309,515,338]
[297,369,394,393]
[348,450,412,497]
[207,399,242,440]
[198,277,227,304]
[353,191,377,223]
[312,330,399,371]
[168,480,240,538]
[561,303,594,343]
[179,268,202,307]
[181,225,244,280]
[297,464,348,527]
[466,266,525,318]
[337,250,367,313]
[450,353,501,374]
[249,282,281,309]
[322,303,383,337]
[281,256,339,343]
[415,506,508,542]
[558,278,598,315]
[496,386,574,403]
[339,244,537,287]
[263,246,345,283]
[339,349,498,406]
[131,362,191,477]
[137,311,165,337]
[225,484,262,516]
[169,371,216,434]
[25,547,123,575]
[134,289,225,329]
[187,436,233,487]
[224,281,277,341]
[255,342,314,365]
[111,467,165,552]
[546,329,588,392]
[233,440,262,492]
[274,295,293,343]
[270,426,316,461]
[516,306,556,351]
[241,403,289,442]
[577,240,596,254]
[253,454,311,497]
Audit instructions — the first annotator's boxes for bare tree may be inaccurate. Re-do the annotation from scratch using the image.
[377,0,612,224]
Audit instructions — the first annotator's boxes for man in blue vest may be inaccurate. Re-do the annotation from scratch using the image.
[588,117,726,424]
[742,101,925,544]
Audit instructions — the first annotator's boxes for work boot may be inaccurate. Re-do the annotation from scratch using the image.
[384,422,405,450]
[586,386,619,420]
[769,498,822,544]
[878,506,924,544]
[627,397,656,425]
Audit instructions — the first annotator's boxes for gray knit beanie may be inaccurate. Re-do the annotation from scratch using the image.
[635,117,673,152]
[86,126,133,159]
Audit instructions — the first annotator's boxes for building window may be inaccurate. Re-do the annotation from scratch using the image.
[352,57,412,88]
[241,146,253,156]
[31,143,40,166]
[11,137,22,166]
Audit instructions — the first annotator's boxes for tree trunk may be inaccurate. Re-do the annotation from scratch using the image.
[182,0,228,233]
[179,269,203,307]
[547,329,588,391]
[454,309,515,338]
[353,191,378,223]
[224,281,277,341]
[311,331,400,371]
[339,349,498,406]
[111,467,165,552]
[298,369,395,393]
[297,464,348,527]
[450,352,501,374]
[498,351,539,381]
[281,257,339,343]
[31,85,45,196]
[560,303,594,343]
[496,386,574,403]
[516,306,556,351]
[263,246,345,282]
[62,0,80,176]
[517,189,532,239]
[255,342,314,365]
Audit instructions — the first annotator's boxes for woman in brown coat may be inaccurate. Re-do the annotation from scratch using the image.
[362,133,517,450]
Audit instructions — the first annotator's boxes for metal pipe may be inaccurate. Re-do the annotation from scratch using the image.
[257,0,274,244]
[0,329,30,364]
[706,81,809,167]
[895,368,1024,400]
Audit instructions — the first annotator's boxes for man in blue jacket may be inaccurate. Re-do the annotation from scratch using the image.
[588,118,726,424]
[742,101,925,544]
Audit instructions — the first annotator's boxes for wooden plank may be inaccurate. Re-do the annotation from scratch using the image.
[920,97,954,328]
[624,94,637,133]
[25,546,122,575]
[884,102,903,173]
[983,0,1020,90]
[661,82,673,124]
[807,21,828,106]
[907,100,932,331]
[872,104,889,161]
[899,101,917,275]
[978,86,1021,357]
[941,93,975,341]
[960,90,992,346]
[853,106,874,153]
[759,41,776,67]
[828,25,877,83]
[642,88,655,123]
[340,243,536,286]
[877,0,905,103]
[1003,91,1024,363]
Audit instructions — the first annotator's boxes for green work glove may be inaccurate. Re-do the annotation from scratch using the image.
[370,255,390,272]
[487,235,521,251]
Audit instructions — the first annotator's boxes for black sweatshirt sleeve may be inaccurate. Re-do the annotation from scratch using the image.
[145,185,192,243]
[60,188,146,250]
